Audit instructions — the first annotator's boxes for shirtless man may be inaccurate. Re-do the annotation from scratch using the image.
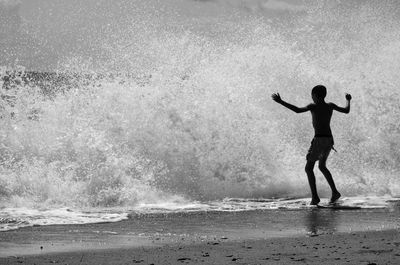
[272,85,352,205]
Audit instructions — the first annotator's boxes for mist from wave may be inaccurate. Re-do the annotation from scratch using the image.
[0,0,399,224]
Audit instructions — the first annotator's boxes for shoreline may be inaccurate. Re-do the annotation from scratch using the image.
[1,204,399,256]
[1,202,399,263]
[1,204,399,255]
[1,229,399,264]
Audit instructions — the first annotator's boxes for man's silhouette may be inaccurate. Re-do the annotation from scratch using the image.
[272,85,352,205]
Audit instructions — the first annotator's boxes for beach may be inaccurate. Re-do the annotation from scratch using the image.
[1,204,399,264]
[1,1,400,264]
[1,229,399,264]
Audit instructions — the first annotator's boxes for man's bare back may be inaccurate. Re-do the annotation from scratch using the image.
[309,103,333,136]
[309,100,350,136]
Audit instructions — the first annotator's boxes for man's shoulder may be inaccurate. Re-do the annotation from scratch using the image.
[326,102,337,108]
[307,103,316,109]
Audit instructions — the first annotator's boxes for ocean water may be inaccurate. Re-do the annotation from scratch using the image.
[1,0,400,231]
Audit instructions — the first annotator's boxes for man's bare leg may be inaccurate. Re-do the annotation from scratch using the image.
[318,156,341,203]
[305,161,320,205]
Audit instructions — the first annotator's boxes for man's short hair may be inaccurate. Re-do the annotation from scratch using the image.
[312,85,327,99]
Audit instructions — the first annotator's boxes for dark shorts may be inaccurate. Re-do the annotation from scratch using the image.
[306,137,334,162]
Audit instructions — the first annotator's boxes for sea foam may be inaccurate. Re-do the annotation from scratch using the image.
[0,1,399,230]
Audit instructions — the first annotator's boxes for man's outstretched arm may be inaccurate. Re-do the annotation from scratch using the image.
[330,93,351,114]
[271,93,310,113]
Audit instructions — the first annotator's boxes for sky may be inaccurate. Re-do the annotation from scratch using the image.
[0,0,311,71]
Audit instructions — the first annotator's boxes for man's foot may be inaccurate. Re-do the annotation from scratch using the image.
[329,191,341,204]
[310,197,320,205]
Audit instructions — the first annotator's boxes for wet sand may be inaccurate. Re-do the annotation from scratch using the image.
[1,206,399,264]
[1,229,399,265]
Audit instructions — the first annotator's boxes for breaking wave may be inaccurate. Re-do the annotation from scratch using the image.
[0,1,399,230]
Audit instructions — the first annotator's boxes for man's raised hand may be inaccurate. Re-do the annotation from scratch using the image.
[272,93,282,103]
[345,93,352,101]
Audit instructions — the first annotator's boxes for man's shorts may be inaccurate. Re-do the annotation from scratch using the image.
[306,137,334,162]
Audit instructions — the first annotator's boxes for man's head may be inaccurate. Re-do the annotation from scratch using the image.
[311,85,327,102]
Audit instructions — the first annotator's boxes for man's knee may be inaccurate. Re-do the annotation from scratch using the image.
[305,162,314,173]
[318,163,327,171]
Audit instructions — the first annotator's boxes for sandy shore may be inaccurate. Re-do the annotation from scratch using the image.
[1,229,399,265]
[1,204,399,264]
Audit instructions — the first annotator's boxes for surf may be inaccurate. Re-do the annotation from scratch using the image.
[0,0,400,230]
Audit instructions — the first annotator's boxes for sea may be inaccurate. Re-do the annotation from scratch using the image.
[0,0,399,232]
